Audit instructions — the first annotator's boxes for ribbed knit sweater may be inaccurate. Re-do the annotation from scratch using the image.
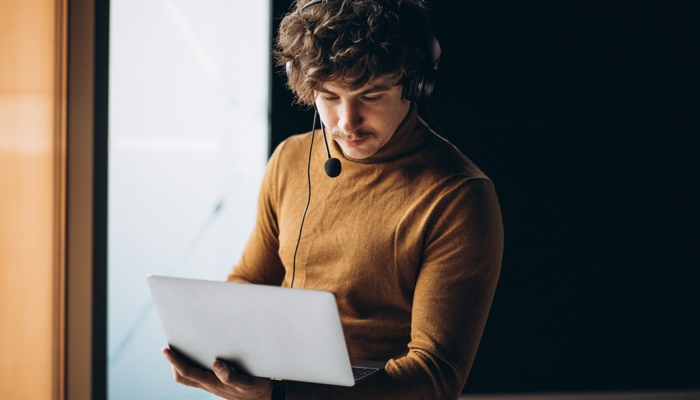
[227,105,504,399]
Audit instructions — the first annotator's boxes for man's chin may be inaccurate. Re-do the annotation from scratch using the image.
[340,144,376,160]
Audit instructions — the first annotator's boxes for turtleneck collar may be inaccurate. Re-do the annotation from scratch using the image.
[330,103,431,164]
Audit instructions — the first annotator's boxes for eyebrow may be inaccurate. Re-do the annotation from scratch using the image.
[317,83,393,96]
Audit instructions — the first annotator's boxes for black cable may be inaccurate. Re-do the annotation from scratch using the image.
[423,103,450,143]
[291,109,317,288]
[321,113,332,159]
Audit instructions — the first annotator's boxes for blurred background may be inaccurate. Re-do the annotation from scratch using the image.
[107,1,269,399]
[269,0,699,397]
[109,0,699,398]
[1,0,696,399]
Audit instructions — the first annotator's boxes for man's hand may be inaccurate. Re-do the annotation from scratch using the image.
[161,347,273,400]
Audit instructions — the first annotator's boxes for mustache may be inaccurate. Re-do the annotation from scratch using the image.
[330,129,379,141]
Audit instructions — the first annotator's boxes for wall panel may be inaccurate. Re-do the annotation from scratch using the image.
[0,0,66,399]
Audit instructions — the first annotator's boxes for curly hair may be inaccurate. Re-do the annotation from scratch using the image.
[274,0,431,105]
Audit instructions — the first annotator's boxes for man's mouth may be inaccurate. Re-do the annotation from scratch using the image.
[331,130,377,147]
[342,136,369,148]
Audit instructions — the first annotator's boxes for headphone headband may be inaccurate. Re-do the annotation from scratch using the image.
[297,0,324,13]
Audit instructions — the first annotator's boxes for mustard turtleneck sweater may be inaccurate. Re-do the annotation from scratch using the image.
[227,105,504,400]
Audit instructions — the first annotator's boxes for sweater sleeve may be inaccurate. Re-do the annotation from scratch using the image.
[287,178,504,400]
[226,143,286,286]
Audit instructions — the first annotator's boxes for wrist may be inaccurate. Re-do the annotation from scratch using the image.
[270,379,285,400]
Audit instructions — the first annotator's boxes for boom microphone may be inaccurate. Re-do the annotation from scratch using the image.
[317,108,342,178]
[324,158,341,178]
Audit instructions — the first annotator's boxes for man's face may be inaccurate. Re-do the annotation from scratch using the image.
[314,74,411,160]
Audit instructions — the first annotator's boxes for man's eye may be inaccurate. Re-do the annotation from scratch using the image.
[362,96,381,103]
[322,96,339,101]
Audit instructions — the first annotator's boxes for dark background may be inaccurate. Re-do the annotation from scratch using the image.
[269,1,699,394]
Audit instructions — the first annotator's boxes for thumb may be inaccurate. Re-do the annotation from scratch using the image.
[212,360,234,384]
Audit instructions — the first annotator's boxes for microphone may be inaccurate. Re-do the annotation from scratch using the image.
[317,108,342,178]
[325,158,341,178]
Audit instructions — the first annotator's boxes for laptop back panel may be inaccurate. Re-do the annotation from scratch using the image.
[147,275,356,386]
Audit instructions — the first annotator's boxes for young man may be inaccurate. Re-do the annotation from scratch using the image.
[162,1,503,399]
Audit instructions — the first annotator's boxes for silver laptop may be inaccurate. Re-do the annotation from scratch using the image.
[147,275,385,386]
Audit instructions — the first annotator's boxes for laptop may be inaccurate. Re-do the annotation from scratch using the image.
[147,275,386,386]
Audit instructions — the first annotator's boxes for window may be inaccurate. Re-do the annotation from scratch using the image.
[108,1,269,398]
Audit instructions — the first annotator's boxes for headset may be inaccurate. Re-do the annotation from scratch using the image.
[287,0,442,287]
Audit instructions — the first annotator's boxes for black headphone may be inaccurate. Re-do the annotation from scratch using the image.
[402,22,441,103]
[285,0,441,103]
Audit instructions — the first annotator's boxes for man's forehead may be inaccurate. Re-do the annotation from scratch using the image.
[319,74,399,95]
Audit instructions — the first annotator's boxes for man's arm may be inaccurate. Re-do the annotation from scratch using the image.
[287,178,504,400]
[227,144,287,285]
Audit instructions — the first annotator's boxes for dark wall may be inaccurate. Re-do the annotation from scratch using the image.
[428,2,699,394]
[269,1,699,394]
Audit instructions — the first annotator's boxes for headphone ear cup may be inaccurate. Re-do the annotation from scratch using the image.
[403,71,419,101]
[420,65,438,102]
[403,61,438,102]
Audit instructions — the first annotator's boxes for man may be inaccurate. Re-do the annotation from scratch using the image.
[162,0,503,399]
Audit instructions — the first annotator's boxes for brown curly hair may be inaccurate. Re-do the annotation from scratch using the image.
[275,0,431,105]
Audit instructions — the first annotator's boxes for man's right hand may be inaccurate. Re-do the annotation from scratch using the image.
[162,347,274,400]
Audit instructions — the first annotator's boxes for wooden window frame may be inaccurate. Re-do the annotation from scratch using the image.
[65,0,109,398]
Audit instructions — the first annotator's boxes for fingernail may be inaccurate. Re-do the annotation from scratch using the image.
[214,361,223,371]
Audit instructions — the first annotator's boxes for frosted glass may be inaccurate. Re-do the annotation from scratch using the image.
[108,1,269,398]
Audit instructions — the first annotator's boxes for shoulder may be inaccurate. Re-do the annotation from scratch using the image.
[405,120,501,225]
[406,120,494,199]
[262,131,318,202]
[266,131,315,178]
[270,131,314,164]
[424,137,488,182]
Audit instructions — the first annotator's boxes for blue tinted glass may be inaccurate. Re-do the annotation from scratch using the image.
[108,1,269,398]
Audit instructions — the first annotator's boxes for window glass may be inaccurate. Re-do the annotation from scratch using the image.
[108,1,269,398]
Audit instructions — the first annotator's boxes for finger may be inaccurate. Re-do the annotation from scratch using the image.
[171,365,202,388]
[212,360,271,393]
[161,347,217,386]
[212,360,246,387]
[212,361,256,388]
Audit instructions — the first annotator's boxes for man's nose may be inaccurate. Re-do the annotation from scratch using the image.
[337,101,363,135]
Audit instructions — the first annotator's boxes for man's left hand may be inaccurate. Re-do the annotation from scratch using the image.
[161,347,273,400]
